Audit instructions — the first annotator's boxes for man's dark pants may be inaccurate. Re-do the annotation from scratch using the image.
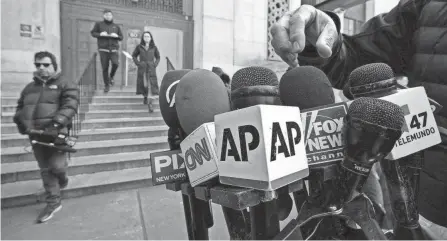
[32,144,68,205]
[99,51,119,87]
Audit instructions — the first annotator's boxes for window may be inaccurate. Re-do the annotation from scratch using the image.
[343,17,364,35]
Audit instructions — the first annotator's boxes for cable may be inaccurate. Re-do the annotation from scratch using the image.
[305,218,324,241]
[296,202,343,228]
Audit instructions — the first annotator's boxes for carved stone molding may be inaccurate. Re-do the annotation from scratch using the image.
[267,0,289,61]
[87,0,183,14]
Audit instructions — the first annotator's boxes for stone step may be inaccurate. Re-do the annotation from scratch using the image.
[94,89,137,96]
[1,109,162,123]
[1,97,92,106]
[1,150,162,184]
[84,109,161,119]
[87,103,159,111]
[1,167,153,209]
[1,102,160,113]
[82,117,165,129]
[2,95,158,106]
[1,126,169,148]
[91,96,149,104]
[1,117,166,134]
[1,137,168,163]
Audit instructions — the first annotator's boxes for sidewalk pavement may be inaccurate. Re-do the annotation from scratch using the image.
[1,185,230,240]
[2,184,446,240]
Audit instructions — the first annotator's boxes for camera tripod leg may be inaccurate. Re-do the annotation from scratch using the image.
[250,199,280,240]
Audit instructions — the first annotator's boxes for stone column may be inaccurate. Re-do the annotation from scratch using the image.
[193,0,235,75]
[233,0,268,74]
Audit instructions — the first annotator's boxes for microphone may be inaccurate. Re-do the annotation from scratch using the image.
[280,66,345,239]
[344,63,443,114]
[279,66,335,109]
[336,97,405,204]
[277,97,404,241]
[175,69,231,186]
[343,64,442,160]
[345,63,442,239]
[343,63,397,99]
[230,66,281,110]
[174,69,231,239]
[159,70,191,150]
[159,69,191,129]
[280,66,344,168]
[229,66,298,221]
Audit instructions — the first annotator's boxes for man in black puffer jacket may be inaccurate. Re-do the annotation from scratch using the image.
[270,0,447,233]
[91,9,123,93]
[14,51,79,223]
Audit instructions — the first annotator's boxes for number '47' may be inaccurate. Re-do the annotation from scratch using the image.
[410,111,428,129]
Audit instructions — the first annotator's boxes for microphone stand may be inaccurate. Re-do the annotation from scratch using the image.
[381,152,434,240]
[276,165,387,240]
[166,127,214,240]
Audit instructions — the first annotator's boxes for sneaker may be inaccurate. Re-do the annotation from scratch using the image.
[59,176,69,189]
[36,203,62,223]
[110,78,115,86]
[104,85,110,93]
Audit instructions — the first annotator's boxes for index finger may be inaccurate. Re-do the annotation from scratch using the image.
[289,5,316,51]
[270,12,293,54]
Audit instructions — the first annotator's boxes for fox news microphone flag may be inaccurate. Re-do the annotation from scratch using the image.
[175,69,231,187]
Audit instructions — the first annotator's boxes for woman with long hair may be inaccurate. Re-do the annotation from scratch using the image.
[132,31,160,112]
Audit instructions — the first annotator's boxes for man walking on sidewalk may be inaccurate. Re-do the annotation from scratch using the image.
[13,51,79,223]
[91,9,123,93]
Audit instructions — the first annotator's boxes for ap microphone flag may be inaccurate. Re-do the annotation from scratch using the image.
[215,105,309,191]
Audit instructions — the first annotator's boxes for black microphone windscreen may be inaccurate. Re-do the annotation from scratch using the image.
[231,66,278,92]
[279,66,335,109]
[159,70,191,128]
[348,97,404,130]
[175,69,231,135]
[348,63,394,87]
[344,63,395,99]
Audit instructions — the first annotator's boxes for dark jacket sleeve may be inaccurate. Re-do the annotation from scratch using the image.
[116,25,123,41]
[90,22,102,38]
[53,80,80,127]
[154,47,161,67]
[298,0,427,90]
[132,46,140,65]
[13,88,27,135]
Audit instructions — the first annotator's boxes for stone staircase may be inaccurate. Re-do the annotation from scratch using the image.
[1,88,169,209]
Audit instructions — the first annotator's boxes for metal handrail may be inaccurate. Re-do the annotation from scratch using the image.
[71,53,98,136]
[166,56,176,71]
